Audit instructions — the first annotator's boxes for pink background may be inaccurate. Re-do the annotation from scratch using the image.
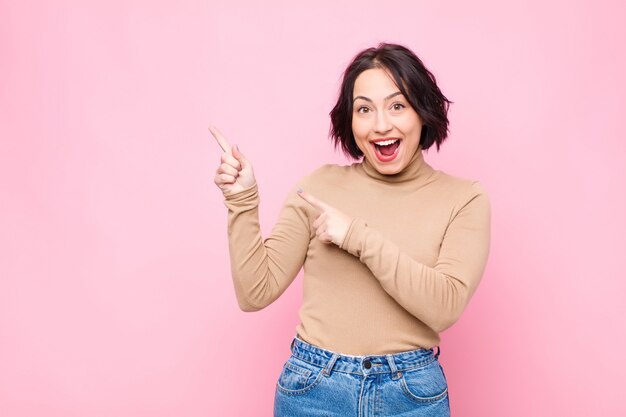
[2,1,625,416]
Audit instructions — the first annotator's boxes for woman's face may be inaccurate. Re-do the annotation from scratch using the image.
[352,67,423,175]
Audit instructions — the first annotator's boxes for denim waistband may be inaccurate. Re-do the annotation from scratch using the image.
[290,333,440,378]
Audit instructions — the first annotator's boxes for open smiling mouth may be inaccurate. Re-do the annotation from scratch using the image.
[371,138,401,162]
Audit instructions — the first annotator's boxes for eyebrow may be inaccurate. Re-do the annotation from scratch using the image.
[353,91,403,103]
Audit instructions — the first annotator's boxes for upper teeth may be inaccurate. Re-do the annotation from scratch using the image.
[374,139,399,146]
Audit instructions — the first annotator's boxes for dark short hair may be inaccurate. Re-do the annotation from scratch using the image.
[329,42,453,159]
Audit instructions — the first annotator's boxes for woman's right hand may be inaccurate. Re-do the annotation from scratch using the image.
[209,125,256,196]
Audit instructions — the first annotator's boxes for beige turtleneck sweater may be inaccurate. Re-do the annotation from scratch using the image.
[222,148,491,355]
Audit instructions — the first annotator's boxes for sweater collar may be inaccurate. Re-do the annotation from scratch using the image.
[357,146,435,184]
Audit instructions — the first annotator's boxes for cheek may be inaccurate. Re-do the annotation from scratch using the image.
[397,118,422,140]
[351,118,369,140]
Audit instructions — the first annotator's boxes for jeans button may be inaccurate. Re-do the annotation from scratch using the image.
[363,360,372,369]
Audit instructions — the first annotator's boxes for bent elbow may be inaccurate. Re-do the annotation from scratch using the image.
[428,297,468,333]
[232,274,276,312]
[428,277,474,333]
[239,303,263,313]
[231,264,294,312]
[429,311,462,333]
[236,296,269,312]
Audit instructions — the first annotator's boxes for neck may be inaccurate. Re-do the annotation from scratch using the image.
[358,146,435,184]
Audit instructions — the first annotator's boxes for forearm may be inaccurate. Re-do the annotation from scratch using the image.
[342,219,475,331]
[223,182,308,311]
[340,186,491,332]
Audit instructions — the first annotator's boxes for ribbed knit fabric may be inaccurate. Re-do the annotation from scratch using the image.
[223,147,491,355]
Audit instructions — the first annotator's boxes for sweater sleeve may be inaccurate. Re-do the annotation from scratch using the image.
[339,181,491,332]
[222,181,311,312]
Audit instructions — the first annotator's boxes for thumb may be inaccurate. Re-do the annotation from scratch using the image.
[232,144,248,168]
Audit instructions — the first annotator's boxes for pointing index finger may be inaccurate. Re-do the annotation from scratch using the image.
[208,125,231,153]
[297,188,327,212]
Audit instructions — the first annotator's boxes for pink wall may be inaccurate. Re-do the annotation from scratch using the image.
[1,1,625,416]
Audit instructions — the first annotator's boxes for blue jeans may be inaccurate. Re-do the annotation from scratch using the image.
[274,333,450,416]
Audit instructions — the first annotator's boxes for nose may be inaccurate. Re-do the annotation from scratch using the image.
[374,109,392,134]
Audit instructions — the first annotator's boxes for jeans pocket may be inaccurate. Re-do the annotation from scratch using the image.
[398,359,448,403]
[276,356,325,396]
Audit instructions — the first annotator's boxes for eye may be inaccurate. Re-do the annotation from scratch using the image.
[357,106,370,114]
[391,103,406,111]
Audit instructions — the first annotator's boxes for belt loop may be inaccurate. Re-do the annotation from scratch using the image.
[323,353,340,377]
[434,346,441,359]
[386,354,401,381]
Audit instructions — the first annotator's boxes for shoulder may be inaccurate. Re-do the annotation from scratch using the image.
[283,163,354,206]
[282,163,347,197]
[311,162,351,178]
[432,169,490,208]
[298,163,351,185]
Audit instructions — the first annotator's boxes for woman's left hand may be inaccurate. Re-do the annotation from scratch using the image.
[297,188,352,247]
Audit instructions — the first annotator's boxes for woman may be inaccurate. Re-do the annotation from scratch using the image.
[211,42,490,416]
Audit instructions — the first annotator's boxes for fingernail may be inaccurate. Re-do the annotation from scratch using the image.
[297,187,303,193]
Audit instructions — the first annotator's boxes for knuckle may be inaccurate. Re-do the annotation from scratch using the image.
[228,159,241,170]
